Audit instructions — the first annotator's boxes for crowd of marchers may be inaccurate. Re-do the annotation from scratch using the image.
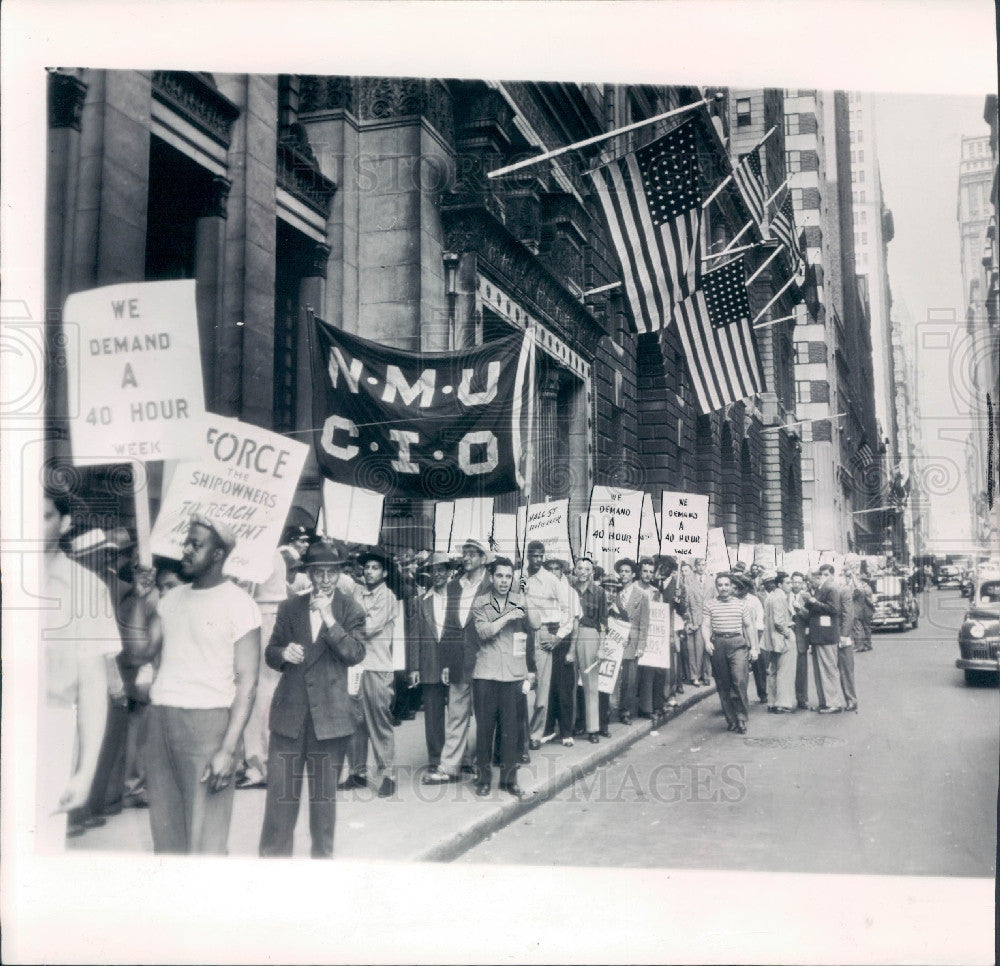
[39,486,876,858]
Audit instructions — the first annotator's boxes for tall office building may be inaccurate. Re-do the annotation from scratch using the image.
[847,92,897,469]
[784,89,881,552]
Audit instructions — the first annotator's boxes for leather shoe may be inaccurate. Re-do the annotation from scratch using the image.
[474,783,491,797]
[337,774,368,790]
[501,783,527,799]
[377,777,397,798]
[620,713,632,725]
[519,753,531,764]
[735,723,747,734]
[817,706,842,714]
[528,739,541,751]
[598,729,612,739]
[845,703,858,712]
[588,733,600,744]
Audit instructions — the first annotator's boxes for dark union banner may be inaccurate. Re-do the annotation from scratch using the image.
[311,318,534,499]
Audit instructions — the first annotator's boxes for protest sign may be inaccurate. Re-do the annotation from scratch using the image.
[737,543,756,567]
[492,513,518,559]
[782,549,809,575]
[322,480,384,545]
[584,486,643,574]
[64,280,206,465]
[517,499,572,563]
[150,415,308,582]
[754,544,777,570]
[638,600,671,669]
[638,493,660,560]
[598,617,630,694]
[807,550,823,570]
[705,527,732,574]
[433,502,455,553]
[659,491,709,560]
[449,497,495,553]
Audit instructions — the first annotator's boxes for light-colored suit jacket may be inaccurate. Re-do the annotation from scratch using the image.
[612,583,650,660]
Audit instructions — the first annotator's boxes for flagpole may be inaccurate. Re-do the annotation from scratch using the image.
[487,97,716,180]
[751,276,797,325]
[718,218,756,256]
[701,172,733,209]
[521,326,537,574]
[745,244,783,284]
[582,280,622,298]
[704,241,766,263]
[753,313,796,330]
[764,178,789,210]
[761,412,847,434]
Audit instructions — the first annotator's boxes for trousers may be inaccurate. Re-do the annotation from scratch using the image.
[637,665,666,715]
[811,644,845,710]
[684,628,705,683]
[838,644,857,708]
[346,670,395,784]
[574,627,601,733]
[422,678,472,776]
[616,658,639,718]
[529,642,554,741]
[547,638,577,739]
[765,643,797,710]
[750,652,767,702]
[259,717,350,858]
[473,678,521,786]
[142,705,237,855]
[794,630,810,706]
[710,637,750,729]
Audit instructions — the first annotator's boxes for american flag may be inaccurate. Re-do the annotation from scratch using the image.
[590,120,702,335]
[671,257,766,414]
[771,193,802,266]
[732,150,766,224]
[857,437,875,467]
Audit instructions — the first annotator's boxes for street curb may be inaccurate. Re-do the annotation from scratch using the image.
[414,684,718,863]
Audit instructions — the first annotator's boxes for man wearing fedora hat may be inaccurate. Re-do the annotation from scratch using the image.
[129,514,261,854]
[338,548,399,798]
[258,541,366,857]
[406,551,463,781]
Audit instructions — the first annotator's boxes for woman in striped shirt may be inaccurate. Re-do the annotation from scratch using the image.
[701,574,758,735]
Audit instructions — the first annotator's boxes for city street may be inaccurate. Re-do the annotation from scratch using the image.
[460,587,998,876]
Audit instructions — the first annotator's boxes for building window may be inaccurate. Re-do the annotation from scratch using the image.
[850,170,856,183]
[858,150,864,163]
[795,380,812,404]
[791,188,803,208]
[736,98,752,127]
[856,129,864,144]
[801,457,815,481]
[859,209,866,224]
[784,114,800,136]
[800,423,813,443]
[793,341,810,364]
[786,150,801,173]
[858,169,865,183]
[858,190,866,203]
[861,231,867,245]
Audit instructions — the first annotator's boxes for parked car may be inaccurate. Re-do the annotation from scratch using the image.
[959,569,975,598]
[938,564,961,589]
[956,578,1000,685]
[871,575,920,631]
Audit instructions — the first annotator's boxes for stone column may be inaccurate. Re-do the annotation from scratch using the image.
[46,70,88,463]
[194,175,230,410]
[293,241,331,519]
[536,368,561,502]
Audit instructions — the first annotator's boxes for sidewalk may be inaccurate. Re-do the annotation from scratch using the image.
[69,685,717,862]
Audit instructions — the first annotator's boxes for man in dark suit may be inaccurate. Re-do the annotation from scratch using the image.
[406,552,463,782]
[803,565,845,714]
[258,542,366,858]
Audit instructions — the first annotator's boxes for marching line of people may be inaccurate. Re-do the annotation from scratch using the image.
[39,489,877,858]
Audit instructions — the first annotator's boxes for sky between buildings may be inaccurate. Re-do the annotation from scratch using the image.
[874,92,991,549]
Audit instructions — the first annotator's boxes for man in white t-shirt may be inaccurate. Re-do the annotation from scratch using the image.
[129,514,261,854]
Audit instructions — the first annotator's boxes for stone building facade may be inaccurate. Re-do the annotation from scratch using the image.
[45,70,803,557]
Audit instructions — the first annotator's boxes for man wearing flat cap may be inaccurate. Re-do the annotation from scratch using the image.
[129,514,261,854]
[258,542,366,857]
